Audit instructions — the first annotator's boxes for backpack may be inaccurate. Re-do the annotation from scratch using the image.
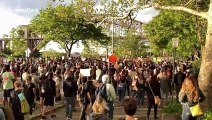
[97,84,108,101]
[17,92,30,114]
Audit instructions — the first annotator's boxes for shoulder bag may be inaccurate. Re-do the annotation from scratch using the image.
[148,81,161,105]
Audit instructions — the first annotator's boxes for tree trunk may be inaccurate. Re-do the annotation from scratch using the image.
[198,15,212,109]
[67,44,73,58]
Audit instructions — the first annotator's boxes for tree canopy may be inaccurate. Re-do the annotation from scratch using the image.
[144,10,207,57]
[3,27,27,57]
[30,2,109,57]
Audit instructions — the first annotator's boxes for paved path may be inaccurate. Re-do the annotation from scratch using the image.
[31,99,162,120]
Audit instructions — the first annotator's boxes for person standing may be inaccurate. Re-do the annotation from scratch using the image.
[10,81,24,120]
[101,74,116,119]
[22,76,36,118]
[157,70,170,105]
[40,72,56,120]
[2,64,15,107]
[146,70,161,120]
[78,77,91,120]
[63,74,78,120]
[179,77,205,120]
[54,71,62,102]
[22,68,29,82]
[174,67,186,100]
[119,97,138,120]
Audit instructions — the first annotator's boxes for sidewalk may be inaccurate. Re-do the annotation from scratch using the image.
[29,102,65,120]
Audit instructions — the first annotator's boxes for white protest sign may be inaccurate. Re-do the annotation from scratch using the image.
[80,69,91,76]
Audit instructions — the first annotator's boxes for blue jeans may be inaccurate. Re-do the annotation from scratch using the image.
[106,101,114,119]
[65,97,75,118]
[118,86,125,103]
[0,108,5,120]
[138,90,145,106]
[182,104,197,120]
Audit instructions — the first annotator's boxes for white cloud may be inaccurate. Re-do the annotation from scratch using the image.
[0,7,30,37]
[135,7,160,23]
[39,41,84,53]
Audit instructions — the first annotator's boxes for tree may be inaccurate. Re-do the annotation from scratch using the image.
[99,0,212,109]
[114,30,148,58]
[3,27,27,57]
[81,44,99,59]
[30,3,109,57]
[144,10,204,57]
[42,49,65,58]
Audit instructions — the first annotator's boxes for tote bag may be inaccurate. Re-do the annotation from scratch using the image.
[190,103,203,117]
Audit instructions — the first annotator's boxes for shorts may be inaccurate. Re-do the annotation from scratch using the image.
[44,95,54,106]
[3,89,14,98]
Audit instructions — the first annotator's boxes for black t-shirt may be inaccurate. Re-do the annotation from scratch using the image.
[23,82,35,100]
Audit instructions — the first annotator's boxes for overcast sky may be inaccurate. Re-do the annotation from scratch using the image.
[0,0,159,53]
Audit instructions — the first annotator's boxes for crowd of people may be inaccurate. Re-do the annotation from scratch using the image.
[0,57,205,120]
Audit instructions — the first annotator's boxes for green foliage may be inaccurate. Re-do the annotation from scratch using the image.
[4,27,27,57]
[30,2,109,53]
[155,0,210,11]
[191,59,201,76]
[114,31,147,58]
[81,44,99,59]
[204,109,212,120]
[41,49,65,58]
[0,48,12,57]
[144,10,206,57]
[163,101,182,114]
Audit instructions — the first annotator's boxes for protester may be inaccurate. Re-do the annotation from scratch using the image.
[54,70,62,102]
[157,70,170,105]
[41,72,56,120]
[119,97,138,120]
[63,74,78,120]
[22,76,36,118]
[78,77,92,120]
[87,96,111,120]
[101,73,116,119]
[179,77,205,120]
[2,64,15,107]
[10,81,24,120]
[146,70,161,120]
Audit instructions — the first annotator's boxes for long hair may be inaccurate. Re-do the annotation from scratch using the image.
[92,96,106,114]
[180,77,199,102]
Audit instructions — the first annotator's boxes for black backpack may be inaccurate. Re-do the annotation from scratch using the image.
[97,83,108,101]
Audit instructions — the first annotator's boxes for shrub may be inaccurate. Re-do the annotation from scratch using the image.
[203,109,212,120]
[162,101,182,115]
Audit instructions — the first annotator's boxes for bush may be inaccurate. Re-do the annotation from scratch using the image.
[163,101,182,115]
[203,109,212,120]
[191,59,201,77]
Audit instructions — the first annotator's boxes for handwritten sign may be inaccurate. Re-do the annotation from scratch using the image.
[80,69,91,76]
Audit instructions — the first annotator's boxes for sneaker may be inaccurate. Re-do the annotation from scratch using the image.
[66,117,72,120]
[40,116,48,120]
[29,115,32,119]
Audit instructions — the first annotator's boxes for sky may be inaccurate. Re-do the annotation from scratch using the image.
[0,0,159,53]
